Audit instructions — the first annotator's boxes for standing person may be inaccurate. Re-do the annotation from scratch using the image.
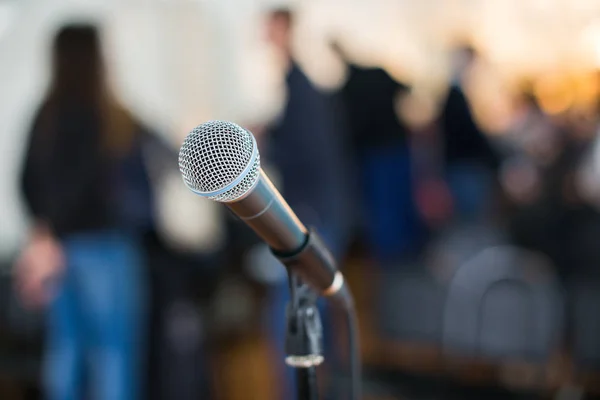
[338,58,425,267]
[15,24,153,400]
[259,8,350,399]
[439,46,499,222]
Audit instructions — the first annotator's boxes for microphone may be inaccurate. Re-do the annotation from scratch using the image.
[178,120,350,306]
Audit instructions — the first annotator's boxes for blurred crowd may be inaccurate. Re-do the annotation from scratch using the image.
[3,3,600,400]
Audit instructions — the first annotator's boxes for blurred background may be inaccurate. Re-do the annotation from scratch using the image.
[2,0,600,399]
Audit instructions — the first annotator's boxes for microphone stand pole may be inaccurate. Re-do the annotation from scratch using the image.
[285,273,323,400]
[275,228,361,400]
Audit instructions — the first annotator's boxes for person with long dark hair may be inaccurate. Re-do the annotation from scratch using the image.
[15,23,153,400]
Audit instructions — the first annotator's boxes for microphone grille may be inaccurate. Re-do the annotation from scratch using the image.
[178,120,261,202]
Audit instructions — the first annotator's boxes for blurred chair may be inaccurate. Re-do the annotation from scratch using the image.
[569,279,600,370]
[443,246,564,361]
[4,278,43,349]
[0,265,43,392]
[376,264,445,344]
[376,223,504,344]
[144,235,218,400]
[427,223,506,280]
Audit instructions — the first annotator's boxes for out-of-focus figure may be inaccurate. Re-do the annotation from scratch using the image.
[505,89,600,280]
[264,9,349,247]
[439,46,499,223]
[499,92,554,207]
[257,7,350,400]
[337,55,425,267]
[15,24,153,400]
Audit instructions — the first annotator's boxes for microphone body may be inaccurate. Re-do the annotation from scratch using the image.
[227,170,307,252]
[228,170,347,303]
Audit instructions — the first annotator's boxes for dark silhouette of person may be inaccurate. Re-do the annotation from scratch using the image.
[439,46,499,222]
[15,24,154,400]
[510,106,600,280]
[336,54,425,266]
[260,8,350,400]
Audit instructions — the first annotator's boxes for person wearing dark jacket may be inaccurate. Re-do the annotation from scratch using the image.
[15,24,153,400]
[259,8,350,400]
[439,46,499,222]
[339,61,425,266]
[268,66,348,244]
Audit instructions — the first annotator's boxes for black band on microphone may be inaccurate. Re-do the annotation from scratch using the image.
[271,229,352,309]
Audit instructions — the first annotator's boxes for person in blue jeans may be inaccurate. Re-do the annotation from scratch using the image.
[15,24,154,400]
[43,233,146,400]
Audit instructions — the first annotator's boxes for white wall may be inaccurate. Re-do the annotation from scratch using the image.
[0,0,598,258]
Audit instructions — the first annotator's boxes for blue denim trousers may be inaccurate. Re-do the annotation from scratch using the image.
[445,163,493,223]
[43,231,147,400]
[362,145,424,265]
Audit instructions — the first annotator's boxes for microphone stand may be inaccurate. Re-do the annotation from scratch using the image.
[285,273,323,400]
[275,229,362,400]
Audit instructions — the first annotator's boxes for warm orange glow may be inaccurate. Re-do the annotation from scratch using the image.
[573,73,600,108]
[534,74,576,115]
